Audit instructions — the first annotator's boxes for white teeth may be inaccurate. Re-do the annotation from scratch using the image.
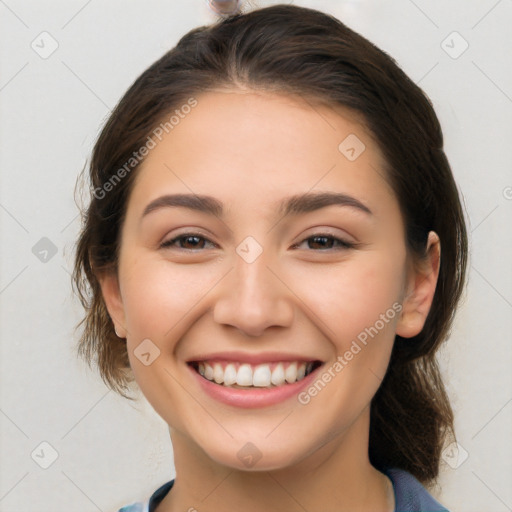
[204,364,214,381]
[223,363,237,385]
[284,362,298,383]
[236,364,253,386]
[252,364,272,387]
[297,362,306,381]
[213,363,224,384]
[197,360,315,387]
[270,363,285,386]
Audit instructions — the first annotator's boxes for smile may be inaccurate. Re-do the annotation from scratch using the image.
[188,360,322,388]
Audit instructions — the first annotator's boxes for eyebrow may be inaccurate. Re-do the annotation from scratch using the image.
[141,191,373,220]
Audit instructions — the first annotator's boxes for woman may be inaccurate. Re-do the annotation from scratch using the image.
[73,4,468,511]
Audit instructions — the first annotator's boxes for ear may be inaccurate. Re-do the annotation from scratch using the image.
[98,270,127,338]
[396,231,441,338]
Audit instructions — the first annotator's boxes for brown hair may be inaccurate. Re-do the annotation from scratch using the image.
[72,4,468,489]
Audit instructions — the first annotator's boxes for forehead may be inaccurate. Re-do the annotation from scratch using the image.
[126,89,395,219]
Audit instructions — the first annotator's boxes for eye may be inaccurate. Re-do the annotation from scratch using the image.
[160,233,217,251]
[292,233,355,251]
[160,232,355,252]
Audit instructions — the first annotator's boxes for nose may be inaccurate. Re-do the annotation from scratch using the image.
[212,251,294,337]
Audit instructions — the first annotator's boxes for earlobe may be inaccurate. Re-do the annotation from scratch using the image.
[98,270,127,338]
[395,232,441,338]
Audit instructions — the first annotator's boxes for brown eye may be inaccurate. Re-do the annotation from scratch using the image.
[160,234,216,251]
[294,234,354,251]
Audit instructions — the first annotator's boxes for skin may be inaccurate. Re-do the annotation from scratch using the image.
[99,89,440,512]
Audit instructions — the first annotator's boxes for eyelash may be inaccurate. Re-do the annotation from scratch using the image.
[160,233,355,251]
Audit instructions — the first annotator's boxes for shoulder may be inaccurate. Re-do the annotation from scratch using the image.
[119,474,450,512]
[384,467,450,512]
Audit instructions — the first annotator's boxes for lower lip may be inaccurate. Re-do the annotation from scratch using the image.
[187,363,323,408]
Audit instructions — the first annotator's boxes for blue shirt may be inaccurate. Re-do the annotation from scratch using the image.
[118,467,449,512]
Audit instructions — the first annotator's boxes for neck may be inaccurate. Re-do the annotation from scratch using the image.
[157,407,395,512]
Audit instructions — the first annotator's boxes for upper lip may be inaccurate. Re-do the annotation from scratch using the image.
[186,351,322,365]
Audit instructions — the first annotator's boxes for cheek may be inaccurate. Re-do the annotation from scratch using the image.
[120,255,217,340]
[292,253,405,348]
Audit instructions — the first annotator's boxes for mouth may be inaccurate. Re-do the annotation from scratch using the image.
[187,359,323,389]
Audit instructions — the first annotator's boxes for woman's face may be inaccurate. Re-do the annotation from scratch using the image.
[100,89,437,470]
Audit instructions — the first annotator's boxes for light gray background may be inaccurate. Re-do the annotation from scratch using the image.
[1,1,511,511]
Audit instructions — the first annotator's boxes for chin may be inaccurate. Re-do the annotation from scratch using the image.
[197,434,310,472]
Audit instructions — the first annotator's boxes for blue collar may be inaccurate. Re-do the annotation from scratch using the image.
[148,467,449,512]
